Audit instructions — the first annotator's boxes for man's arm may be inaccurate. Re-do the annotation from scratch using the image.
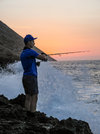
[36,54,47,61]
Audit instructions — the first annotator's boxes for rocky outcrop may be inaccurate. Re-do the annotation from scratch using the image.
[0,94,93,134]
[0,21,56,66]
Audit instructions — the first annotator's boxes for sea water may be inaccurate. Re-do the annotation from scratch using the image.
[0,60,100,134]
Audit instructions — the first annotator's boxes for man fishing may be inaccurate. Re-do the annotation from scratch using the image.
[20,34,47,113]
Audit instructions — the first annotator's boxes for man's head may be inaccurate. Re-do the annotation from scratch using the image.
[24,34,37,48]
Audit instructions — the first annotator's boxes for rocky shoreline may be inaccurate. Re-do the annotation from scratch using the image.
[0,94,93,134]
[0,21,56,67]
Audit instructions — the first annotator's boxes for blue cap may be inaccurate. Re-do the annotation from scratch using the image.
[24,34,37,44]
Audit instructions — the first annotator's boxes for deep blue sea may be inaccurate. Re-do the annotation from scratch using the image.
[0,60,100,134]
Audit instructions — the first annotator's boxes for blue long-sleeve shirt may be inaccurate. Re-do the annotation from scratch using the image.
[20,47,39,76]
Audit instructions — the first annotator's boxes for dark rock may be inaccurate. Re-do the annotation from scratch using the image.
[0,94,93,134]
[0,21,56,67]
[10,94,25,107]
[0,94,9,105]
[50,127,74,134]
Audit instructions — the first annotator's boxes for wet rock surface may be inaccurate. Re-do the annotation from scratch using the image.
[0,94,93,134]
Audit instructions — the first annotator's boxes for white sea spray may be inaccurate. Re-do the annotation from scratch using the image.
[0,61,100,134]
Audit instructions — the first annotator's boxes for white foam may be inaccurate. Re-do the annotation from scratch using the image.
[0,61,100,134]
[0,62,24,98]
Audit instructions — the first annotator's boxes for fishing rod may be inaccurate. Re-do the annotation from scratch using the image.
[41,50,89,56]
[38,50,89,63]
[47,50,89,56]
